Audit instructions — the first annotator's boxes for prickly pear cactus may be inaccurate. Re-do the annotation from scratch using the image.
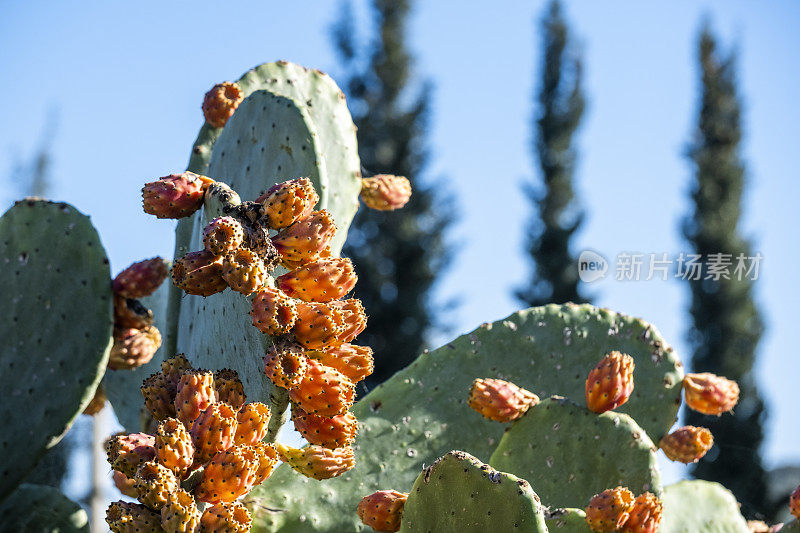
[544,508,591,532]
[660,480,749,533]
[0,200,112,501]
[0,483,89,532]
[784,520,800,533]
[489,396,661,509]
[398,451,547,532]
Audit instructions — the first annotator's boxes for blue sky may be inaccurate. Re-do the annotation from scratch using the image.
[2,0,798,489]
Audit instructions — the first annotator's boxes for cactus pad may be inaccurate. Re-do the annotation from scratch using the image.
[0,483,89,532]
[544,508,592,532]
[660,480,749,532]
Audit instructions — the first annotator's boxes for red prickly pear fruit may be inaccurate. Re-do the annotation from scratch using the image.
[246,442,279,484]
[360,175,412,211]
[307,343,374,384]
[234,402,271,446]
[467,378,540,423]
[142,171,214,219]
[105,433,156,478]
[791,485,800,518]
[203,216,245,256]
[108,326,162,370]
[257,178,320,229]
[288,359,355,417]
[328,299,367,344]
[357,490,409,532]
[584,486,635,532]
[106,501,162,533]
[293,301,346,350]
[271,209,337,266]
[202,81,244,129]
[214,368,246,409]
[276,443,355,480]
[190,402,238,464]
[161,488,202,533]
[683,372,740,415]
[585,351,635,414]
[222,248,266,295]
[83,385,106,416]
[174,369,218,428]
[658,426,714,464]
[291,404,358,449]
[277,257,357,303]
[171,250,227,297]
[619,492,662,533]
[263,339,309,390]
[161,353,192,385]
[112,470,138,498]
[113,257,169,298]
[198,501,252,533]
[155,417,195,478]
[250,287,298,335]
[141,372,177,421]
[194,446,260,504]
[113,294,154,330]
[133,461,178,510]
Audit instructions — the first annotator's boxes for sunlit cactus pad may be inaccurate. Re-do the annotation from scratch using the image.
[544,508,591,532]
[660,480,749,533]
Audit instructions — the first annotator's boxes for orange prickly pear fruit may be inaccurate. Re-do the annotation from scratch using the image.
[620,493,662,533]
[133,461,178,510]
[142,172,214,219]
[271,209,337,266]
[141,372,176,421]
[202,81,244,128]
[328,299,367,344]
[293,301,346,350]
[171,250,227,297]
[106,501,163,533]
[203,216,244,256]
[161,353,192,386]
[161,488,202,533]
[246,442,279,484]
[250,287,298,335]
[791,485,800,518]
[277,257,357,302]
[175,369,218,428]
[198,501,252,533]
[257,177,320,229]
[155,418,195,478]
[264,339,309,389]
[279,245,333,271]
[307,343,374,384]
[83,385,106,416]
[468,378,539,423]
[190,403,238,464]
[194,446,260,504]
[289,359,355,417]
[360,174,412,211]
[276,443,355,480]
[222,248,266,295]
[112,470,138,498]
[357,490,409,532]
[113,257,169,299]
[106,433,156,478]
[659,426,714,464]
[291,404,358,449]
[584,486,635,532]
[234,402,271,446]
[113,294,154,329]
[214,368,246,409]
[108,326,162,370]
[585,351,635,414]
[683,372,739,415]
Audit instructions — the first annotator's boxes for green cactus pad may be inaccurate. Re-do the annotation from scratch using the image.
[489,396,661,509]
[397,451,547,532]
[782,520,800,533]
[660,480,749,533]
[0,483,89,532]
[250,303,681,531]
[544,508,592,532]
[0,200,112,502]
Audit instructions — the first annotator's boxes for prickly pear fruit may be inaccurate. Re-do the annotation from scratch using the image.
[279,245,333,271]
[171,250,227,297]
[222,248,266,295]
[276,443,355,480]
[113,294,155,329]
[360,175,412,211]
[683,372,740,415]
[291,405,358,449]
[190,402,238,464]
[133,461,178,510]
[357,490,408,532]
[258,177,320,229]
[288,359,355,417]
[791,485,800,518]
[156,418,194,478]
[293,301,345,350]
[620,492,662,533]
[161,488,202,533]
[162,353,192,385]
[198,501,252,533]
[106,433,157,478]
[142,172,213,219]
[175,370,218,428]
[106,501,162,533]
[263,340,308,389]
[658,426,714,464]
[112,470,138,498]
[328,298,367,344]
[113,257,169,298]
[250,287,298,335]
[271,209,337,266]
[247,442,279,484]
[108,326,162,370]
[141,373,177,421]
[585,351,635,414]
[584,486,635,532]
[234,402,271,446]
[195,446,260,504]
[203,216,244,256]
[277,257,357,302]
[214,368,246,409]
[83,385,106,416]
[202,81,244,128]
[468,378,540,423]
[307,344,374,384]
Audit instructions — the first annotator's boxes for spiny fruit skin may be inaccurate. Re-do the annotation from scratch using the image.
[141,372,177,421]
[133,461,179,510]
[292,405,358,449]
[194,446,260,504]
[307,343,374,384]
[584,486,635,532]
[190,402,238,464]
[161,488,202,533]
[328,299,367,344]
[106,433,157,478]
[264,339,309,389]
[585,351,635,414]
[357,490,408,532]
[360,174,412,211]
[791,485,800,519]
[198,501,252,533]
[171,250,227,297]
[620,493,662,533]
[277,257,357,302]
[113,257,169,298]
[293,301,345,350]
[250,287,298,335]
[162,354,192,386]
[203,216,244,256]
[202,81,244,129]
[258,177,320,229]
[247,442,278,484]
[112,470,138,498]
[276,443,356,480]
[108,326,162,370]
[214,368,246,409]
[279,245,333,271]
[113,294,155,329]
[143,172,213,219]
[106,501,163,533]
[222,248,266,295]
[271,209,337,266]
[175,370,218,428]
[83,385,106,416]
[289,359,355,417]
[683,372,740,415]
[156,418,195,478]
[234,402,271,446]
[659,426,714,464]
[468,378,540,423]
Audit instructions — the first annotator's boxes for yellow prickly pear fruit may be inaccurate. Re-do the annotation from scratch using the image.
[585,351,635,414]
[106,501,162,533]
[142,172,214,219]
[263,339,309,390]
[113,257,169,299]
[271,209,337,266]
[257,177,320,229]
[203,216,244,256]
[190,403,238,464]
[155,418,194,478]
[276,443,356,480]
[108,326,162,370]
[293,301,346,350]
[584,486,635,532]
[161,488,202,533]
[291,404,358,449]
[289,359,355,417]
[360,174,412,211]
[194,446,260,504]
[250,287,298,335]
[683,372,739,415]
[198,501,252,533]
[202,81,244,129]
[171,250,227,297]
[277,257,357,302]
[214,368,246,409]
[307,343,374,384]
[133,461,179,510]
[234,402,271,446]
[620,493,662,533]
[328,298,367,345]
[357,490,409,532]
[141,372,176,421]
[467,378,539,423]
[247,442,279,484]
[222,248,266,295]
[175,369,218,428]
[105,433,156,478]
[658,426,714,464]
